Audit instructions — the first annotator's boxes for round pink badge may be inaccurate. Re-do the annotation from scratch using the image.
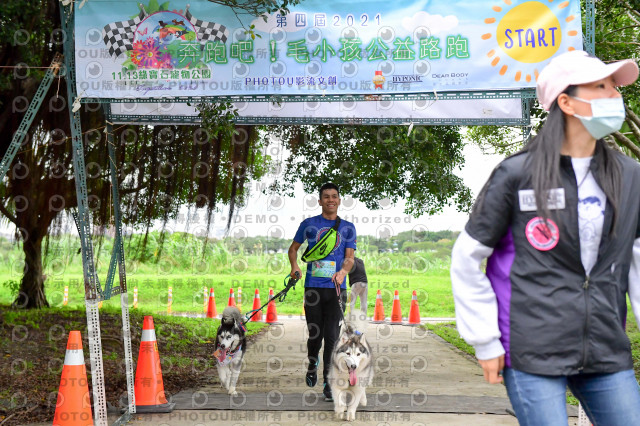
[525,217,559,251]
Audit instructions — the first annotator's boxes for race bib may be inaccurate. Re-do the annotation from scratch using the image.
[311,260,336,278]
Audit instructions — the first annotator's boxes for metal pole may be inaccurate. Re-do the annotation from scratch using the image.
[0,53,63,180]
[59,4,107,424]
[584,0,595,55]
[104,106,137,416]
[521,98,531,143]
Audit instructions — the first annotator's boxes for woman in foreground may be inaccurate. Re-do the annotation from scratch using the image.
[451,50,640,425]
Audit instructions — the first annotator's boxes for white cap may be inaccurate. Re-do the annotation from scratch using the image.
[536,50,638,111]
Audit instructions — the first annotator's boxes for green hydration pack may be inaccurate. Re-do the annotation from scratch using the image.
[301,217,341,262]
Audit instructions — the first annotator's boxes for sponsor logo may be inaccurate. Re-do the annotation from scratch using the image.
[391,75,423,83]
[372,70,385,89]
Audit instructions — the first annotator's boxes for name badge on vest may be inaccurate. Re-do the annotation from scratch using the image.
[518,188,565,211]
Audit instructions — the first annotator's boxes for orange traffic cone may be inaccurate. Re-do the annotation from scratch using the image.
[404,290,421,326]
[206,288,217,319]
[250,289,263,322]
[134,316,175,413]
[370,290,386,324]
[53,331,93,426]
[390,290,403,324]
[227,288,236,307]
[265,288,281,324]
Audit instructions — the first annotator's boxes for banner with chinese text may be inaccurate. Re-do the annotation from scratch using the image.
[75,0,583,99]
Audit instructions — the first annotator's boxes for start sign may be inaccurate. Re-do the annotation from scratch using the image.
[497,1,567,64]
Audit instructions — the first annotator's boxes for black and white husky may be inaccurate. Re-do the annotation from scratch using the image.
[214,306,246,396]
[328,313,374,421]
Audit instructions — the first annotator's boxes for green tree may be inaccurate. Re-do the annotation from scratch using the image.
[594,0,640,158]
[267,125,472,216]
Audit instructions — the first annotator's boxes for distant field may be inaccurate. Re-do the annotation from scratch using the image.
[0,231,457,317]
[0,270,455,318]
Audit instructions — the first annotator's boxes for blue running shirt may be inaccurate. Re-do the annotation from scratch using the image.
[293,215,357,289]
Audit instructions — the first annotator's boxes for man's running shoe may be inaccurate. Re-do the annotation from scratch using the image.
[305,361,318,387]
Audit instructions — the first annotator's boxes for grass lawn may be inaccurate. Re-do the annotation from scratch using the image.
[0,270,456,319]
[0,304,266,425]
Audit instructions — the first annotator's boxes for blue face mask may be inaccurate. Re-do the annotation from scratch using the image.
[571,96,626,140]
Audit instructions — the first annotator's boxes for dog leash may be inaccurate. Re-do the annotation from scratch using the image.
[242,271,301,325]
[334,277,346,324]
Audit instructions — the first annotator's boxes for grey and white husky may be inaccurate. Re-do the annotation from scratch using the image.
[328,313,374,421]
[214,306,246,396]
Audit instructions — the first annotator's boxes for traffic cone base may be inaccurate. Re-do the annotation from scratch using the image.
[134,401,175,413]
[53,330,93,426]
[404,290,421,326]
[370,289,386,324]
[390,290,403,325]
[134,316,175,413]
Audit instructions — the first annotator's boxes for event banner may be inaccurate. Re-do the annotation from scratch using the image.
[75,0,583,99]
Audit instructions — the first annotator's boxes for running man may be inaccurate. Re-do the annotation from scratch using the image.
[288,182,357,401]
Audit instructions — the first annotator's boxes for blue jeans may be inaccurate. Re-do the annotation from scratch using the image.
[503,367,640,426]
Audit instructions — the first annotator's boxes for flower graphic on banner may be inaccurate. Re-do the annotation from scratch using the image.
[132,39,162,68]
[481,0,580,82]
[102,2,228,71]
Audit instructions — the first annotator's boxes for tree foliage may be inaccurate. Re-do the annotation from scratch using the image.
[266,125,473,216]
[595,0,640,158]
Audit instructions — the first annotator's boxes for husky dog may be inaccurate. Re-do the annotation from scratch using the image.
[328,313,374,421]
[214,306,246,396]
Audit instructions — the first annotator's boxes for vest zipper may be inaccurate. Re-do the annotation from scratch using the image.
[580,275,590,371]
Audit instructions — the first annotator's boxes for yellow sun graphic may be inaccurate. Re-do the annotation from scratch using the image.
[482,0,579,82]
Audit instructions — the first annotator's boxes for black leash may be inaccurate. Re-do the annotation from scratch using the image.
[334,277,346,324]
[242,272,301,325]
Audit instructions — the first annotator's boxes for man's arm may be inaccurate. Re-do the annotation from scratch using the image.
[288,241,302,278]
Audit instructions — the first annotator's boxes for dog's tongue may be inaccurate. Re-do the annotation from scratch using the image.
[214,349,226,362]
[348,368,357,386]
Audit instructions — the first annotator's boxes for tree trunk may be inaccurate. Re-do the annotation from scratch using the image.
[13,234,49,309]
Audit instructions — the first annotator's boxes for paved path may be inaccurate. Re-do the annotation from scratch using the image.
[126,317,578,425]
